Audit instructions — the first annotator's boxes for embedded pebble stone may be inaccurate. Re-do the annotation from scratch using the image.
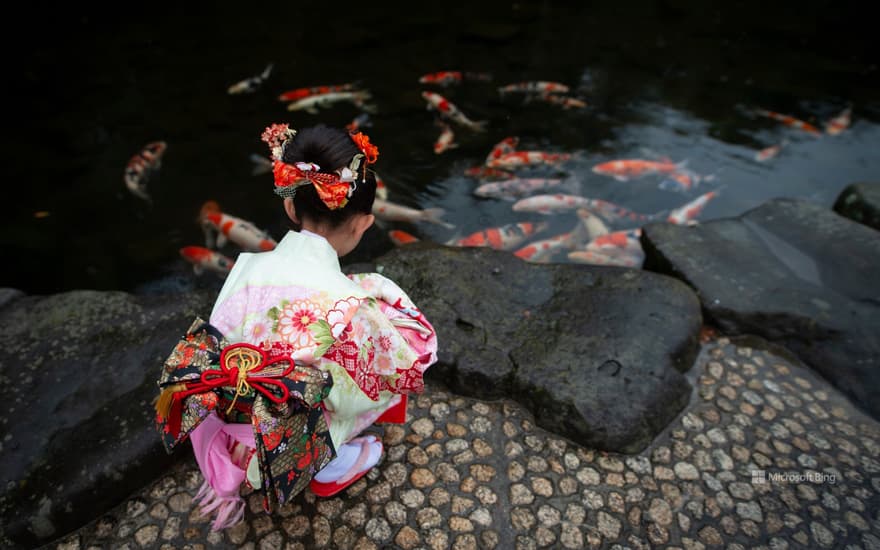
[648,498,673,525]
[597,511,621,539]
[674,462,699,480]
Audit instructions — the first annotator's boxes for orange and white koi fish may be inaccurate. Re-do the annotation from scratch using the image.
[754,140,788,162]
[278,83,357,102]
[421,91,487,132]
[512,194,592,214]
[180,246,235,275]
[374,174,388,200]
[346,113,372,133]
[465,166,516,180]
[484,136,520,165]
[513,232,573,263]
[535,94,587,109]
[388,230,420,246]
[498,81,570,95]
[419,71,493,86]
[449,222,548,251]
[658,169,715,192]
[287,90,374,114]
[249,153,274,175]
[372,198,455,229]
[227,63,273,95]
[434,122,458,154]
[486,150,572,170]
[124,141,167,201]
[473,177,565,200]
[200,202,277,252]
[753,108,821,136]
[667,191,718,225]
[591,158,682,181]
[825,106,852,136]
[574,208,610,241]
[567,248,644,268]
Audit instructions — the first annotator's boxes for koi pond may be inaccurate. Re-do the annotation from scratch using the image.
[5,2,879,294]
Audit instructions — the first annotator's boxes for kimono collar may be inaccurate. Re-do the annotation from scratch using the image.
[276,230,341,271]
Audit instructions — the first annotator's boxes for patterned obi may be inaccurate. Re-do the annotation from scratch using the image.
[154,318,336,508]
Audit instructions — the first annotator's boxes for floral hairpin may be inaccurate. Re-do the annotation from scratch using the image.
[349,132,379,183]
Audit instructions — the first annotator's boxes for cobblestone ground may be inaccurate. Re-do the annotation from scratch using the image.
[44,337,880,549]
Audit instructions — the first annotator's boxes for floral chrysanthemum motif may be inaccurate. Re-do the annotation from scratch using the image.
[277,300,324,347]
[261,123,297,160]
[350,132,379,164]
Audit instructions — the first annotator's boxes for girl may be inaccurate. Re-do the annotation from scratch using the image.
[154,124,437,530]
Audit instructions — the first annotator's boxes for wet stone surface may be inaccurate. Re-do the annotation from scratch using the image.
[42,337,880,549]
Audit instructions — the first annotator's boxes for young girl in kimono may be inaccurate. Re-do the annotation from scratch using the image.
[154,123,437,530]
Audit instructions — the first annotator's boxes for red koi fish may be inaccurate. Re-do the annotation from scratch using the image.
[473,177,565,200]
[278,83,357,102]
[592,158,682,181]
[228,63,273,95]
[450,222,548,251]
[486,150,572,170]
[419,71,493,86]
[658,169,715,192]
[513,232,574,263]
[180,246,235,275]
[498,81,570,95]
[373,198,455,229]
[753,108,821,136]
[667,191,718,225]
[434,122,457,154]
[755,140,788,162]
[484,136,520,165]
[200,201,277,252]
[825,106,852,136]
[421,91,487,132]
[124,141,167,202]
[287,90,373,114]
[465,166,516,180]
[388,230,420,246]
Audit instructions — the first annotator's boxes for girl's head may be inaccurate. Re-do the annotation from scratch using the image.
[265,124,377,256]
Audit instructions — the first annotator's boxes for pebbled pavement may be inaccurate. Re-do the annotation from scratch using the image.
[40,336,880,549]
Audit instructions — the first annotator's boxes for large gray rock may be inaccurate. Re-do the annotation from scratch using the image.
[0,289,215,549]
[642,197,880,418]
[368,244,703,454]
[834,182,880,231]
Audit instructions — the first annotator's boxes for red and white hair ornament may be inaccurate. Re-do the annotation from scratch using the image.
[260,123,380,211]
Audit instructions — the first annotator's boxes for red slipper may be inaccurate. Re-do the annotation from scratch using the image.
[310,436,382,497]
[375,394,407,424]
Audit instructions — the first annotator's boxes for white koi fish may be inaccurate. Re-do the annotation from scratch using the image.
[484,136,519,165]
[287,90,374,114]
[567,248,644,268]
[422,91,487,132]
[180,246,236,275]
[575,208,610,241]
[473,177,565,200]
[372,198,455,229]
[667,191,718,225]
[227,63,273,95]
[498,81,570,95]
[200,201,277,252]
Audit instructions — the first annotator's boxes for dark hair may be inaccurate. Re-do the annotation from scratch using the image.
[280,124,376,229]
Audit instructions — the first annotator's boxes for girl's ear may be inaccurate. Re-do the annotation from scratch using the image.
[352,213,375,239]
[284,198,299,224]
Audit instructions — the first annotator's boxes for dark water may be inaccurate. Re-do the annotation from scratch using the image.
[5,2,879,295]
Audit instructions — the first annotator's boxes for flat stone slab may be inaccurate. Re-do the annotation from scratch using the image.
[368,244,702,454]
[0,289,215,548]
[834,181,880,231]
[641,197,880,419]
